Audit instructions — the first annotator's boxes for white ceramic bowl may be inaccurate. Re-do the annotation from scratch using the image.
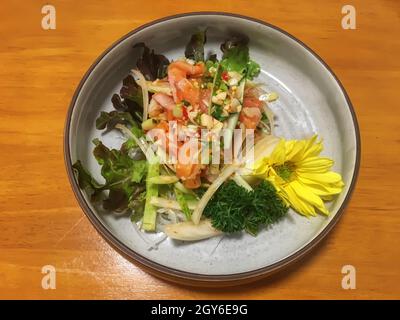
[64,12,360,286]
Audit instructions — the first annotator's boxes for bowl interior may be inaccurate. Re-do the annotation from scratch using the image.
[67,14,358,276]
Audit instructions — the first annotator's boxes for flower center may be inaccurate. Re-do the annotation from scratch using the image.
[274,162,295,181]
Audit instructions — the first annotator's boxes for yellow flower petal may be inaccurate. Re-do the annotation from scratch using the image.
[297,176,344,196]
[290,181,329,215]
[300,171,343,185]
[301,135,323,159]
[269,139,286,165]
[252,158,268,175]
[286,140,306,162]
[296,157,334,172]
[283,184,316,217]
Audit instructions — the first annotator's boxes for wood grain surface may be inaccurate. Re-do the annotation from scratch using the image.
[0,0,399,299]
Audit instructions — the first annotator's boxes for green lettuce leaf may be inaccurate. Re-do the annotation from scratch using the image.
[246,60,261,80]
[92,138,147,186]
[96,111,136,132]
[120,74,143,107]
[72,160,103,200]
[72,139,147,214]
[185,30,206,62]
[133,43,170,81]
[220,36,261,79]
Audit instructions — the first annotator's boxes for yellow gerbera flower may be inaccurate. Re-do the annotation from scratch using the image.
[252,135,344,217]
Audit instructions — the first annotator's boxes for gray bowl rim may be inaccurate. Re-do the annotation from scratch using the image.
[63,11,361,285]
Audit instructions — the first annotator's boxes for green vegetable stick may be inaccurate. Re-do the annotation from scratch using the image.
[223,113,240,150]
[142,157,160,231]
[148,175,179,184]
[174,181,194,195]
[223,80,245,150]
[174,188,191,220]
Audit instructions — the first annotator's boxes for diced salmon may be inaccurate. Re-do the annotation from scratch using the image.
[168,61,205,106]
[239,107,262,129]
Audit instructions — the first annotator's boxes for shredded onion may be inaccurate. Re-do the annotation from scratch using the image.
[236,80,246,101]
[130,69,149,121]
[150,196,197,211]
[146,80,172,96]
[165,219,222,241]
[232,174,253,191]
[261,103,275,135]
[115,124,158,164]
[246,134,280,166]
[191,164,239,224]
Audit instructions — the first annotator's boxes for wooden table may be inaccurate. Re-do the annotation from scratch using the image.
[1,0,399,299]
